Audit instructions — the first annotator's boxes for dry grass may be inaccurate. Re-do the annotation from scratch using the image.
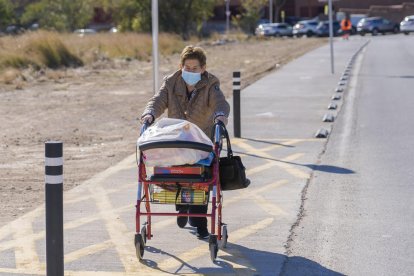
[0,29,286,85]
[0,31,194,84]
[0,31,191,70]
[0,31,82,70]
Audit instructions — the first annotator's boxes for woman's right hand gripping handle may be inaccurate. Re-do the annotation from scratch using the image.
[140,114,154,135]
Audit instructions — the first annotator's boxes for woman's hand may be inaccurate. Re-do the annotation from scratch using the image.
[141,114,154,124]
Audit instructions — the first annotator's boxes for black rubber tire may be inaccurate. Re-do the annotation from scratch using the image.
[404,32,409,35]
[306,30,313,37]
[135,234,145,260]
[209,235,218,262]
[141,225,147,244]
[219,225,228,249]
[360,32,365,36]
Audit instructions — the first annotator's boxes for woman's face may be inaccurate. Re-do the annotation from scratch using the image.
[182,59,206,73]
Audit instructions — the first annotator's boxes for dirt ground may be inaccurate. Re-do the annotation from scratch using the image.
[0,37,326,226]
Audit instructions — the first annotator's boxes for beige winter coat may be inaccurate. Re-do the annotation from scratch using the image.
[142,70,230,138]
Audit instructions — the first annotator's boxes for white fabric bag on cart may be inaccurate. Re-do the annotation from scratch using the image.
[137,118,213,167]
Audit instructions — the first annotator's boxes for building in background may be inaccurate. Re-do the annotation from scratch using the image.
[211,0,414,25]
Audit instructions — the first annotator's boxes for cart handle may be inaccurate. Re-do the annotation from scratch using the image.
[139,141,213,152]
[140,121,152,136]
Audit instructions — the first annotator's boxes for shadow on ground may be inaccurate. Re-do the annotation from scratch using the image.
[140,242,344,275]
[232,150,355,175]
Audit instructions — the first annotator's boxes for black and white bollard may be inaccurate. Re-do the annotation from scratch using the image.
[45,141,64,276]
[233,71,241,138]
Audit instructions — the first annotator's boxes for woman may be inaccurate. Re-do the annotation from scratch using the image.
[141,45,230,239]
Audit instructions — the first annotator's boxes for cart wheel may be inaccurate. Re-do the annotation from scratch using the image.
[209,235,218,262]
[219,225,228,249]
[141,225,147,244]
[134,234,145,260]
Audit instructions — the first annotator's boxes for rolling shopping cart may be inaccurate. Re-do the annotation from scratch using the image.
[134,121,228,262]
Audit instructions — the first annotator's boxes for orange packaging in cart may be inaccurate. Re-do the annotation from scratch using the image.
[154,166,204,175]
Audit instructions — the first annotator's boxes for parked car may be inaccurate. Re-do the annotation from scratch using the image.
[315,21,341,37]
[109,27,118,33]
[357,17,399,36]
[255,23,292,37]
[349,14,367,34]
[400,15,414,35]
[5,25,24,35]
[292,20,319,37]
[74,28,97,36]
[285,16,303,26]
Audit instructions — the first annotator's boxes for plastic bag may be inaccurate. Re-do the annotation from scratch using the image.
[137,118,213,166]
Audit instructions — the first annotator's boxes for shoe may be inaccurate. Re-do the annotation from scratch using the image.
[245,178,251,187]
[196,227,209,239]
[177,210,188,228]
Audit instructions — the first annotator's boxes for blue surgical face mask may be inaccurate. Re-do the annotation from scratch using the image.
[182,69,201,86]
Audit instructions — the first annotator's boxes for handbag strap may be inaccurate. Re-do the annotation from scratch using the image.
[213,121,233,158]
[221,125,233,158]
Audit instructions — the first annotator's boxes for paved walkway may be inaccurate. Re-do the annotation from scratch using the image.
[0,37,369,275]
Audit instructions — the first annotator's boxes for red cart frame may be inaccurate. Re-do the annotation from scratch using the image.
[134,122,228,262]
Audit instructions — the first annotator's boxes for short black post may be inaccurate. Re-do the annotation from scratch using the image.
[233,71,241,138]
[45,141,64,276]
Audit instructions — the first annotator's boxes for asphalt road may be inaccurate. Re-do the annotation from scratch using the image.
[284,34,414,275]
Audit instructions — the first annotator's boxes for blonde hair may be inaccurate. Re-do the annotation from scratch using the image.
[180,45,207,67]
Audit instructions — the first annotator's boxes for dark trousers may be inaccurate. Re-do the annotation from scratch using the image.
[177,204,208,228]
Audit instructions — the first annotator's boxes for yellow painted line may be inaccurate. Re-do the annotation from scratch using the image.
[157,218,274,270]
[88,186,156,274]
[245,152,307,179]
[237,138,309,179]
[225,179,288,206]
[0,153,137,244]
[246,161,277,175]
[252,194,288,216]
[232,138,322,143]
[64,188,119,204]
[63,153,137,200]
[0,204,131,253]
[65,240,114,263]
[0,208,43,241]
[141,180,289,235]
[88,186,140,273]
[0,268,44,275]
[12,218,43,271]
[232,138,301,152]
[260,139,302,152]
[274,159,309,179]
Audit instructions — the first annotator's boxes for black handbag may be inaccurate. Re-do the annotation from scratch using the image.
[219,125,250,191]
